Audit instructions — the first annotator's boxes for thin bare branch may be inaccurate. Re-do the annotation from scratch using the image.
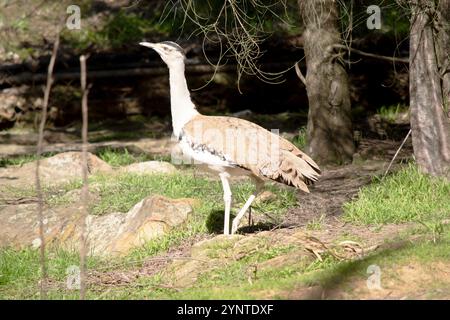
[384,129,412,178]
[333,44,409,63]
[171,0,290,89]
[79,54,90,300]
[35,30,60,300]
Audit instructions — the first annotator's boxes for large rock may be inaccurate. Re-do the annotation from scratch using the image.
[91,195,193,255]
[119,161,177,175]
[0,195,193,256]
[0,152,112,189]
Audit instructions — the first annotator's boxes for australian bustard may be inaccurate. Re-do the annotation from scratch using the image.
[140,41,321,235]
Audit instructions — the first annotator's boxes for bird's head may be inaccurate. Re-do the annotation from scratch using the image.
[140,41,186,68]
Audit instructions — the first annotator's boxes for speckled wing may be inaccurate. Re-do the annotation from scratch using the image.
[181,115,321,192]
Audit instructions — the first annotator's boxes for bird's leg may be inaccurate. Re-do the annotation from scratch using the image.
[232,178,264,234]
[231,195,256,235]
[219,172,232,235]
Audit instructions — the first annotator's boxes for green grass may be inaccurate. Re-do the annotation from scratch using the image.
[0,247,104,299]
[291,126,308,150]
[306,214,326,231]
[96,147,171,167]
[89,171,296,218]
[1,178,83,207]
[89,130,152,143]
[96,148,152,167]
[126,226,204,262]
[343,164,450,225]
[0,152,56,168]
[377,104,409,123]
[89,172,220,216]
[0,155,37,168]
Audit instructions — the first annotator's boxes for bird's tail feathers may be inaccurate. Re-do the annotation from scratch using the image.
[276,150,321,192]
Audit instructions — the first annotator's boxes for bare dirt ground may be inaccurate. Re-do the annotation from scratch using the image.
[283,137,413,226]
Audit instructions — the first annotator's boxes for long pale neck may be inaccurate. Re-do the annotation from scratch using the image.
[168,62,198,137]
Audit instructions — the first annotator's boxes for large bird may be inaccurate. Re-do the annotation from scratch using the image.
[140,41,321,235]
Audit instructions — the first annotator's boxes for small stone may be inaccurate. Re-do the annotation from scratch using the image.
[31,238,42,248]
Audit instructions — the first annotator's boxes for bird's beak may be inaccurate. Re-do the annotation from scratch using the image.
[139,42,157,49]
[140,42,164,57]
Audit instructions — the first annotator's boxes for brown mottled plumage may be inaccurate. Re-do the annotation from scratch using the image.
[183,115,321,192]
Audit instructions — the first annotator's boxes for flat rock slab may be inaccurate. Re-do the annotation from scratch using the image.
[0,195,193,256]
[162,230,316,288]
[1,152,111,189]
[119,161,177,175]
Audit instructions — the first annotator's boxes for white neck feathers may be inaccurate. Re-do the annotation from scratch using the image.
[168,62,199,137]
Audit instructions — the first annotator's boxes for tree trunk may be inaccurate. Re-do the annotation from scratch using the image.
[409,0,450,178]
[298,0,355,165]
[437,0,450,110]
